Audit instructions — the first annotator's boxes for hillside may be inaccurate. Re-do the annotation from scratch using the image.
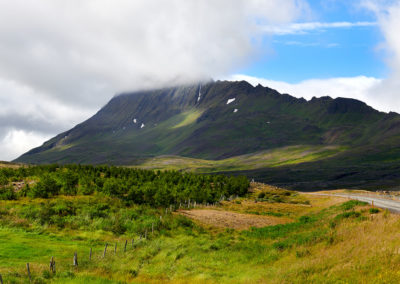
[15,80,400,190]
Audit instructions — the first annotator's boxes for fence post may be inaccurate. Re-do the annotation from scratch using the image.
[73,252,78,266]
[49,256,55,273]
[114,243,117,255]
[124,240,128,253]
[89,248,92,261]
[26,263,31,281]
[152,223,154,235]
[132,238,134,248]
[103,243,108,258]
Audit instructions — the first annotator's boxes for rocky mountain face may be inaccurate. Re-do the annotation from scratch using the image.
[15,80,400,190]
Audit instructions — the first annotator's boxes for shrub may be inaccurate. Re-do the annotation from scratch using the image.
[334,211,361,221]
[0,173,8,187]
[258,192,266,199]
[60,171,79,195]
[30,175,60,198]
[339,200,367,211]
[369,208,380,214]
[0,186,16,200]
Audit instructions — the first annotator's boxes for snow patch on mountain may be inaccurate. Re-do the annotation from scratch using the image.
[227,98,236,104]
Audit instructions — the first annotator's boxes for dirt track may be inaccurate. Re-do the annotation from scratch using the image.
[179,209,290,230]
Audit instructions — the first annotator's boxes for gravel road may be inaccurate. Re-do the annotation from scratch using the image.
[312,193,400,213]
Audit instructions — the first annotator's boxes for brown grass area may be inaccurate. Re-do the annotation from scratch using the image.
[268,210,400,283]
[179,209,291,230]
[0,162,23,168]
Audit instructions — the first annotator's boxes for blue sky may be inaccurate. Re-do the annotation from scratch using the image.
[238,0,387,83]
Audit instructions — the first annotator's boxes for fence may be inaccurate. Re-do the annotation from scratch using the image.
[0,201,224,282]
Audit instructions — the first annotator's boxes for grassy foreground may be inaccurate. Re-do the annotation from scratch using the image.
[1,181,400,283]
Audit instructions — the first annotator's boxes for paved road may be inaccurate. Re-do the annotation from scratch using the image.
[311,193,400,213]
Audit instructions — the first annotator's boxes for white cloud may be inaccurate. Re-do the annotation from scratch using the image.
[261,21,377,35]
[0,129,51,162]
[0,78,95,133]
[0,0,308,161]
[226,74,392,112]
[359,1,400,114]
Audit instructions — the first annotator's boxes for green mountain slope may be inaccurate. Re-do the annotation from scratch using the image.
[15,80,400,190]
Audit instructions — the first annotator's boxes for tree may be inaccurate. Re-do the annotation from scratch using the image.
[0,172,8,187]
[60,171,79,195]
[30,174,60,198]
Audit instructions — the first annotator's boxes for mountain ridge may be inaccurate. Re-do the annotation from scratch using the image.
[15,80,400,190]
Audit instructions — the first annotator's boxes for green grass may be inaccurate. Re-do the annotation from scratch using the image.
[2,186,397,283]
[172,109,204,129]
[138,145,347,173]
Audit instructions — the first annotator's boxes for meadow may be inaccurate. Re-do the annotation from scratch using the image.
[1,165,400,283]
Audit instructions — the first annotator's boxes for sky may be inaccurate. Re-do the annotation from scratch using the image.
[0,0,400,161]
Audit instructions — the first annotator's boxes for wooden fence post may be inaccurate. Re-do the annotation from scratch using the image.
[124,240,128,252]
[132,238,134,248]
[49,256,55,273]
[89,248,92,261]
[103,243,108,258]
[73,252,78,266]
[152,223,154,235]
[26,263,31,281]
[114,243,117,255]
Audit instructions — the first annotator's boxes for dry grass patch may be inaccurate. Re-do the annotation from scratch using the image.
[179,209,291,230]
[269,210,400,283]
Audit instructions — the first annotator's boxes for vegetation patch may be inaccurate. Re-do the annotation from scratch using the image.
[0,164,398,283]
[339,200,368,211]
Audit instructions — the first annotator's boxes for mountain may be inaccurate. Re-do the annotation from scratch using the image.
[15,80,400,190]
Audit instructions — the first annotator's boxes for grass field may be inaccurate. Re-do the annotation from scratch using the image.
[137,145,346,173]
[1,181,400,283]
